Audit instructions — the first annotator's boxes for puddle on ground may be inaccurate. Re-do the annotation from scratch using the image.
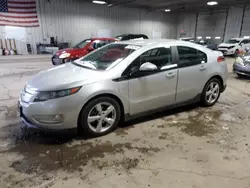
[2,138,160,174]
[159,109,222,137]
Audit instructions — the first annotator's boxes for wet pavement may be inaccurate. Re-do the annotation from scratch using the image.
[0,56,250,188]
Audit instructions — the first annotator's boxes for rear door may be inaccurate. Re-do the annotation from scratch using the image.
[175,46,209,103]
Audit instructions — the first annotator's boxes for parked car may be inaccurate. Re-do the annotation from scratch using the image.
[179,37,196,42]
[218,38,250,56]
[233,48,250,77]
[52,38,116,65]
[19,39,228,137]
[115,34,148,41]
[195,39,217,50]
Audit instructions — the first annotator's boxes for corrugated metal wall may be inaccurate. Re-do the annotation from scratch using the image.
[241,5,250,37]
[177,12,197,38]
[224,6,244,41]
[177,6,249,42]
[196,10,227,43]
[0,0,177,54]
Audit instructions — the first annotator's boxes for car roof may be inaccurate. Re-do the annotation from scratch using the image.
[91,38,116,40]
[117,39,201,47]
[179,37,195,40]
[230,38,244,40]
[116,34,147,36]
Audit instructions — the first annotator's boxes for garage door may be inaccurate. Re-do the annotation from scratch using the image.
[241,6,250,37]
[196,10,227,42]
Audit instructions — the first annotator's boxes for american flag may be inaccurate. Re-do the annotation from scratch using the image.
[0,0,39,27]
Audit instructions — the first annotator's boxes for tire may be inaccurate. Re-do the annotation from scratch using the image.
[201,78,221,107]
[79,96,121,137]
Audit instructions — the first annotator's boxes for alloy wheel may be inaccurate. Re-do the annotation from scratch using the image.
[87,102,116,133]
[205,82,220,104]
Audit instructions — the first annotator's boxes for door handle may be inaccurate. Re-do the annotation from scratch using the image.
[200,65,207,71]
[166,72,176,78]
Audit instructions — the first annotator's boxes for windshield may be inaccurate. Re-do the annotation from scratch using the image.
[74,43,140,70]
[227,39,241,44]
[74,39,91,48]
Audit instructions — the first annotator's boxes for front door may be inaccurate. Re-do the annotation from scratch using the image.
[175,46,209,103]
[125,47,178,115]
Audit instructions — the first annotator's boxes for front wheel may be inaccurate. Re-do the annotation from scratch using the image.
[201,78,221,107]
[79,97,121,137]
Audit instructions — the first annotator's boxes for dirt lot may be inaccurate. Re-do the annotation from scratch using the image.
[0,55,250,188]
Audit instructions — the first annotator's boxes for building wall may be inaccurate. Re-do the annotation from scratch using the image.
[224,6,244,41]
[0,0,177,54]
[177,12,197,38]
[177,5,250,42]
[241,5,250,37]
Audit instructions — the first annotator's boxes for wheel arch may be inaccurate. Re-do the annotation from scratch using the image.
[77,93,125,128]
[207,75,224,92]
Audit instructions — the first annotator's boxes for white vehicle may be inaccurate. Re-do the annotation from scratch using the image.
[218,38,250,56]
[179,37,196,42]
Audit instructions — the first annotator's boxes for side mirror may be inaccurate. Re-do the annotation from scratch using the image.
[139,62,158,71]
[241,43,245,46]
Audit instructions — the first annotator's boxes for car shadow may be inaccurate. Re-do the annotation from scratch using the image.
[122,103,200,129]
[11,103,200,145]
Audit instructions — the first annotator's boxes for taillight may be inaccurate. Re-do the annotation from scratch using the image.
[217,56,225,63]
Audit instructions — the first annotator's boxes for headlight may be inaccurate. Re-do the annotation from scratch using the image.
[59,53,71,59]
[34,87,81,102]
[228,46,235,49]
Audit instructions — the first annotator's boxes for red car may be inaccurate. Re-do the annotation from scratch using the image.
[52,38,117,65]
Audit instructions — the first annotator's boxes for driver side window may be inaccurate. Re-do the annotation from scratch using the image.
[127,47,173,74]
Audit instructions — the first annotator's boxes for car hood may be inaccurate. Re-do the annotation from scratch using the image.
[218,43,237,47]
[56,48,74,55]
[27,63,106,91]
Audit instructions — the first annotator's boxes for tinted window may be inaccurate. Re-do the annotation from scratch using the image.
[198,50,207,62]
[242,40,250,44]
[92,40,109,49]
[177,46,207,67]
[126,47,173,75]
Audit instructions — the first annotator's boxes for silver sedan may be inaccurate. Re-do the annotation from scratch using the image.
[233,54,250,77]
[19,39,228,136]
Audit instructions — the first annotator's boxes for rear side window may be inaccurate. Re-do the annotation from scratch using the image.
[177,46,207,67]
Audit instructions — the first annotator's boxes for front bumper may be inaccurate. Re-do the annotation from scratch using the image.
[218,49,235,55]
[19,95,82,131]
[233,63,250,76]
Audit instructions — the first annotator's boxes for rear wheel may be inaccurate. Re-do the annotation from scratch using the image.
[201,78,221,107]
[79,97,121,137]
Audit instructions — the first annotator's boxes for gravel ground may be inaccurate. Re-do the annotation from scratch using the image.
[0,55,250,188]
